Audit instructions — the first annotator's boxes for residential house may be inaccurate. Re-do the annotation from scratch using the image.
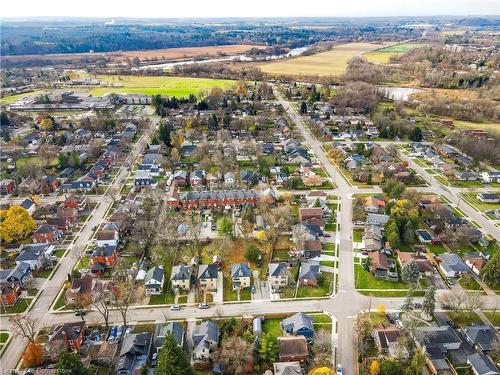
[294,223,324,241]
[197,264,218,291]
[144,266,165,296]
[415,325,462,352]
[95,230,119,247]
[173,170,188,186]
[268,262,289,289]
[33,224,62,243]
[364,196,385,213]
[374,327,407,358]
[299,208,324,229]
[368,251,392,280]
[155,322,184,350]
[281,312,315,341]
[467,353,500,375]
[273,362,302,375]
[173,190,258,209]
[363,225,383,251]
[437,253,469,278]
[298,260,321,287]
[0,179,16,195]
[224,172,236,187]
[0,281,21,306]
[480,171,500,184]
[0,263,32,286]
[64,195,87,211]
[39,175,60,195]
[48,321,85,351]
[477,193,500,204]
[57,207,79,223]
[461,325,498,352]
[65,274,93,305]
[90,245,118,275]
[231,263,251,289]
[15,244,52,270]
[170,265,193,291]
[397,251,434,276]
[20,198,36,215]
[278,336,308,364]
[464,253,488,276]
[116,332,152,375]
[301,240,322,259]
[455,170,478,181]
[193,321,219,361]
[46,216,72,232]
[206,173,220,190]
[240,170,257,186]
[190,170,205,188]
[134,170,156,189]
[366,213,390,227]
[61,179,95,192]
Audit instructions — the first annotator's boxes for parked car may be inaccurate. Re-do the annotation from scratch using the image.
[125,327,132,336]
[198,303,209,309]
[446,319,456,328]
[211,223,216,231]
[170,304,181,311]
[79,268,89,274]
[151,352,158,367]
[74,310,87,317]
[251,286,256,293]
[413,303,422,309]
[336,364,343,375]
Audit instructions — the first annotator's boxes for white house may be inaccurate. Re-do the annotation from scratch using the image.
[144,266,165,296]
[480,171,500,184]
[476,193,500,204]
[95,230,119,247]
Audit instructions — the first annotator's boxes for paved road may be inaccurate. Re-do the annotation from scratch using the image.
[2,101,500,374]
[1,119,158,370]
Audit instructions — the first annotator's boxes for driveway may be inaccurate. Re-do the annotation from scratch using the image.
[214,273,223,304]
[252,270,270,301]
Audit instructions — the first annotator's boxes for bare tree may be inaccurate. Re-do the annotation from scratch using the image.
[464,292,484,313]
[67,293,92,321]
[213,336,253,374]
[9,314,38,344]
[440,291,465,312]
[113,279,138,331]
[92,282,113,329]
[311,330,334,367]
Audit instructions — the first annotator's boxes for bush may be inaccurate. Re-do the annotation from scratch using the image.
[245,244,261,263]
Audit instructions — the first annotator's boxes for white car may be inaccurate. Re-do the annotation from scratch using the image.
[170,304,181,311]
[79,269,89,274]
[336,364,343,375]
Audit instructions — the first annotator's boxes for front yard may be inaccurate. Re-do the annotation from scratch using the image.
[354,264,408,290]
[296,272,333,298]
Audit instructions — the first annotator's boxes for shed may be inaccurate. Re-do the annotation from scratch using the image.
[253,317,263,336]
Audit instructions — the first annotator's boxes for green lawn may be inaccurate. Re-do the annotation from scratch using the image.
[148,291,176,305]
[273,249,291,260]
[54,249,66,258]
[458,275,482,291]
[353,230,363,243]
[0,332,9,343]
[320,261,335,267]
[461,193,500,212]
[296,272,333,298]
[52,288,68,310]
[355,265,407,290]
[0,298,32,314]
[483,311,500,326]
[262,318,283,337]
[90,75,236,97]
[358,290,425,297]
[426,243,447,255]
[33,268,53,278]
[435,175,450,186]
[0,91,42,104]
[446,312,482,327]
[322,243,336,252]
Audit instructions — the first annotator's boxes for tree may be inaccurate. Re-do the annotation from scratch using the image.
[422,286,436,318]
[92,284,112,330]
[9,314,38,344]
[22,342,44,367]
[370,359,381,375]
[56,351,92,375]
[376,304,386,317]
[401,290,414,312]
[300,101,308,114]
[308,368,334,375]
[215,336,253,375]
[440,291,464,311]
[155,333,194,375]
[410,348,427,374]
[67,293,91,321]
[311,330,333,368]
[0,205,36,243]
[409,126,423,142]
[401,260,420,285]
[480,251,500,288]
[217,217,234,240]
[259,334,279,363]
[245,244,261,263]
[379,360,404,375]
[113,279,138,331]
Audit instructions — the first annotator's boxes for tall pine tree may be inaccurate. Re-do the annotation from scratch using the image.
[155,333,194,375]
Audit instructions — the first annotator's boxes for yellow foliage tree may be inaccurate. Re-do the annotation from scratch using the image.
[308,368,334,375]
[22,342,44,367]
[370,359,380,375]
[376,304,386,317]
[0,205,36,243]
[256,230,266,242]
[39,117,55,130]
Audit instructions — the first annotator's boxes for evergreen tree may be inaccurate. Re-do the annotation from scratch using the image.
[409,126,423,142]
[422,286,436,317]
[480,251,500,288]
[401,259,420,285]
[300,101,308,114]
[401,289,414,312]
[56,351,92,375]
[155,333,194,375]
[259,334,279,363]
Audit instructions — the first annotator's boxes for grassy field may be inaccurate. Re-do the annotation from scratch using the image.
[364,42,426,64]
[261,42,384,77]
[89,75,237,97]
[461,192,500,211]
[354,265,407,290]
[0,91,43,104]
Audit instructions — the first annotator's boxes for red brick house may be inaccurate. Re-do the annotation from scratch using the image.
[0,282,21,306]
[299,208,324,229]
[48,321,85,351]
[0,179,16,195]
[166,191,181,208]
[90,246,118,275]
[32,224,62,243]
[46,217,72,232]
[172,190,258,209]
[39,176,60,195]
[64,195,87,211]
[57,207,79,223]
[65,274,93,305]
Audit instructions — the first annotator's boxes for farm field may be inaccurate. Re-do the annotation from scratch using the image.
[1,45,262,65]
[0,91,43,104]
[260,42,385,77]
[89,75,237,97]
[451,119,500,137]
[364,42,426,64]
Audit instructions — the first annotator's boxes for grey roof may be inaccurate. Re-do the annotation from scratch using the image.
[144,266,164,284]
[21,199,35,210]
[15,247,46,263]
[198,264,218,280]
[182,190,257,201]
[274,362,302,375]
[281,312,314,334]
[366,213,390,226]
[467,353,500,375]
[415,326,462,349]
[231,263,251,278]
[193,321,219,353]
[170,265,192,281]
[462,325,498,351]
[116,332,151,372]
[157,322,184,347]
[269,262,288,277]
[299,261,321,281]
[439,253,469,274]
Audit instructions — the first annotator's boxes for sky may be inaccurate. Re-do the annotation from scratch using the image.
[2,0,499,18]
